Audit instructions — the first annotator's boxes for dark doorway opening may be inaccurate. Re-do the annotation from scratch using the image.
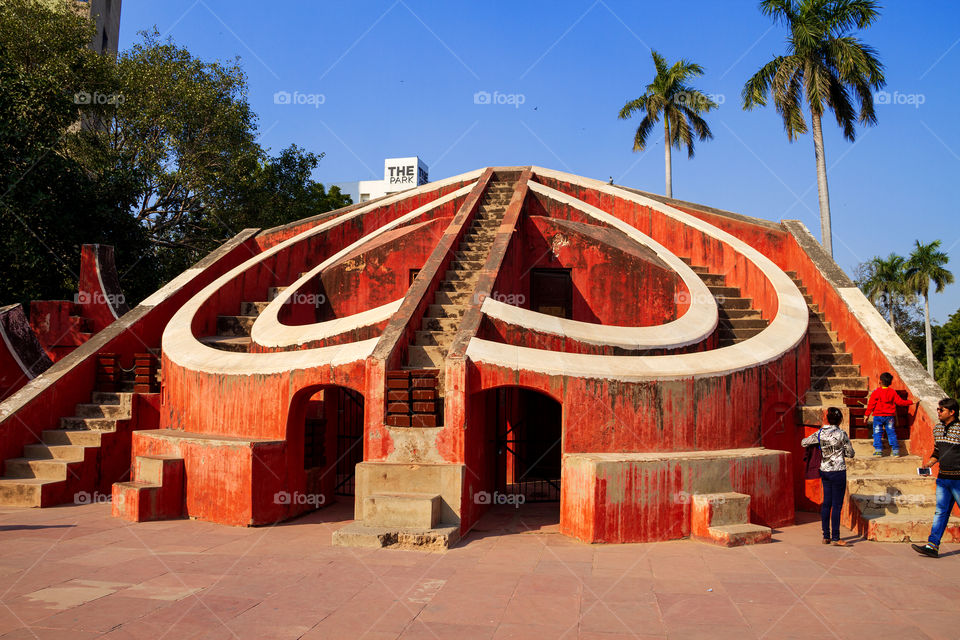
[332,388,364,496]
[530,269,573,319]
[493,388,562,502]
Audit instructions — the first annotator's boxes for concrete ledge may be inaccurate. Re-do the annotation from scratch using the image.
[561,448,792,543]
[354,462,463,528]
[363,492,441,529]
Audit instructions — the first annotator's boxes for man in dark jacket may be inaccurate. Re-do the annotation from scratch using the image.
[912,397,960,558]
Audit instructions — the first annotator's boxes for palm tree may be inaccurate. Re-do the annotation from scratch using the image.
[905,240,954,377]
[742,0,885,258]
[618,50,717,199]
[861,253,906,331]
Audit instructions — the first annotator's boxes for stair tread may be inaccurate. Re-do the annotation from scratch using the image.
[0,477,62,486]
[709,523,771,533]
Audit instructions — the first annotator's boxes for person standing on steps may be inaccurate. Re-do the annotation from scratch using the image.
[802,406,855,546]
[864,372,916,457]
[913,397,960,559]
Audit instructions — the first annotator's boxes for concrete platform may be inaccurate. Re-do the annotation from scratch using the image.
[0,501,957,638]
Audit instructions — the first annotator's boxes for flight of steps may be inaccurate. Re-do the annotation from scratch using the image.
[793,270,869,430]
[690,492,772,547]
[0,390,135,507]
[680,258,769,347]
[406,181,513,385]
[200,288,283,352]
[844,439,960,542]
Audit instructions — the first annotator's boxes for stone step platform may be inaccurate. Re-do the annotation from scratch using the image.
[846,473,936,496]
[812,364,861,377]
[332,522,459,550]
[217,315,256,337]
[414,331,453,348]
[426,304,465,319]
[0,478,67,508]
[719,308,761,320]
[707,286,742,298]
[812,352,854,365]
[113,455,185,522]
[42,429,104,447]
[407,345,445,368]
[690,492,772,547]
[851,439,912,457]
[363,492,441,530]
[847,454,923,474]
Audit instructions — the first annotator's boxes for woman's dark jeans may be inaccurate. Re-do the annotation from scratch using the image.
[820,469,847,541]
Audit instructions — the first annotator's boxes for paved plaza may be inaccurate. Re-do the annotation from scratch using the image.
[0,501,957,639]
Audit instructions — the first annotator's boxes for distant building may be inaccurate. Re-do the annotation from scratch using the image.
[338,157,429,203]
[71,0,122,56]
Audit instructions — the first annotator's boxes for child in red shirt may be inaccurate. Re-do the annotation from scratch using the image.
[865,372,915,456]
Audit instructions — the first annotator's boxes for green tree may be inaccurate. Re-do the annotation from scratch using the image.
[618,50,717,198]
[905,240,954,377]
[742,0,885,258]
[860,253,906,331]
[935,356,960,399]
[0,0,148,306]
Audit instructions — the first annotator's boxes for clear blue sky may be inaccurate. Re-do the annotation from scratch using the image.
[119,1,960,323]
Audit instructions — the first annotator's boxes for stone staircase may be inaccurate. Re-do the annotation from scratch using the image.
[200,287,284,353]
[406,181,513,385]
[680,259,769,347]
[0,390,135,507]
[844,439,960,542]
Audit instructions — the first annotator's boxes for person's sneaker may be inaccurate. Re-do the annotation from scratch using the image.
[891,449,900,457]
[821,538,831,545]
[912,543,939,558]
[872,450,883,456]
[831,539,848,546]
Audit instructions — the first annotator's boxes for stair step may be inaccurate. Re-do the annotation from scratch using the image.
[0,478,65,508]
[812,352,853,365]
[704,523,772,547]
[851,439,912,457]
[217,315,256,337]
[415,331,453,347]
[809,329,839,342]
[812,376,868,392]
[439,280,475,293]
[718,297,752,310]
[239,301,270,316]
[42,429,104,447]
[90,392,134,406]
[708,286,742,298]
[408,346,445,368]
[812,364,861,377]
[720,318,767,329]
[199,335,252,353]
[847,454,923,474]
[4,458,74,481]
[697,274,726,286]
[851,492,935,515]
[425,304,465,319]
[421,316,460,332]
[718,308,761,320]
[434,290,471,306]
[59,416,120,431]
[858,513,960,543]
[846,474,936,496]
[804,391,844,406]
[22,444,86,461]
[452,260,484,271]
[74,403,130,419]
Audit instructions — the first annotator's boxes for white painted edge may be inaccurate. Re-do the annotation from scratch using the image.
[93,250,120,320]
[252,183,475,348]
[162,169,483,375]
[464,167,809,381]
[480,181,718,350]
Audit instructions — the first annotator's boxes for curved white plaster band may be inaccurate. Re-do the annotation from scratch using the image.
[163,169,483,375]
[253,183,476,348]
[464,167,808,381]
[481,181,717,350]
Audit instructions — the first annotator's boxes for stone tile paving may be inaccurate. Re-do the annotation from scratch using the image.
[0,501,957,639]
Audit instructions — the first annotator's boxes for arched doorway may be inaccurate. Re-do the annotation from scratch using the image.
[492,387,562,503]
[289,385,364,512]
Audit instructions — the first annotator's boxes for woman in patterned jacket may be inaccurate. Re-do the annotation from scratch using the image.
[802,407,855,546]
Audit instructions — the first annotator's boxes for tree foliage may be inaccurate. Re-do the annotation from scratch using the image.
[1,7,350,306]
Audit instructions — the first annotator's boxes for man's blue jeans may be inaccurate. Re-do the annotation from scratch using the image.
[872,416,898,451]
[929,477,960,546]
